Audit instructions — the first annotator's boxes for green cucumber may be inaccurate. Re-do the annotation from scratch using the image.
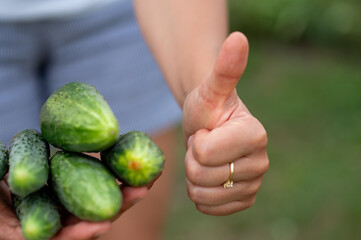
[0,142,8,180]
[50,151,122,221]
[12,187,61,240]
[40,82,119,152]
[101,131,165,187]
[8,129,50,197]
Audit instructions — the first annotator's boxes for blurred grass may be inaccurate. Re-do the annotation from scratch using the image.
[163,41,361,239]
[163,1,361,238]
[228,0,361,47]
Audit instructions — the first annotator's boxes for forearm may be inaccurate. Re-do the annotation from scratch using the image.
[133,0,228,107]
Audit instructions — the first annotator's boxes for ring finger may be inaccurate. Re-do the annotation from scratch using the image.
[185,149,268,187]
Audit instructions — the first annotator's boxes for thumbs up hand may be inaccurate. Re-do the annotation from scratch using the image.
[182,32,269,216]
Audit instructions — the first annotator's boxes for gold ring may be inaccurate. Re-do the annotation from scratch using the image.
[223,162,234,188]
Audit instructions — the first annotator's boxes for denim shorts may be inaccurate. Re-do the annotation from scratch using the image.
[0,0,181,145]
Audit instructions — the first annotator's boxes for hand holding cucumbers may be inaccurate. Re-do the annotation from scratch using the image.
[1,82,165,240]
[0,179,149,240]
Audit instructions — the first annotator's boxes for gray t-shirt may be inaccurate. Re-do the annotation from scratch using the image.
[0,0,119,21]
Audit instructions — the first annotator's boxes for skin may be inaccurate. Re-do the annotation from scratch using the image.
[134,0,269,216]
[0,175,149,240]
[0,129,176,240]
[182,33,269,215]
[0,1,269,239]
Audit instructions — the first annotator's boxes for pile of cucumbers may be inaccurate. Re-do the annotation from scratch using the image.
[0,82,165,240]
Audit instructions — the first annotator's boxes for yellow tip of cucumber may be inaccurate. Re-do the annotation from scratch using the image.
[23,219,41,239]
[12,167,31,184]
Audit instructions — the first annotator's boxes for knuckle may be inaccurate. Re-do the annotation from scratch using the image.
[244,180,262,196]
[187,186,201,204]
[242,182,254,196]
[193,139,209,165]
[262,157,270,173]
[239,114,268,150]
[252,120,268,149]
[195,204,213,216]
[196,204,229,216]
[252,179,263,194]
[255,157,270,176]
[259,129,268,149]
[185,160,202,184]
[245,197,257,209]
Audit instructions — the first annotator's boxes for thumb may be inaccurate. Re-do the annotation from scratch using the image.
[201,32,249,106]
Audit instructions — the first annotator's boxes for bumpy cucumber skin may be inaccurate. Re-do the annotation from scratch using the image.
[12,187,61,240]
[40,82,119,152]
[50,151,122,221]
[0,142,8,180]
[8,129,50,197]
[101,131,165,187]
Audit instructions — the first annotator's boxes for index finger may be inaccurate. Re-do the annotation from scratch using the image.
[117,186,148,215]
[191,114,267,166]
[51,221,111,240]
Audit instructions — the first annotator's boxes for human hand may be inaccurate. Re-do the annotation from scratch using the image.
[0,178,149,240]
[182,32,269,216]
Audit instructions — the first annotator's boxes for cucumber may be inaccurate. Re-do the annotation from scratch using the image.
[12,187,61,240]
[8,129,50,197]
[40,82,119,152]
[0,142,8,180]
[101,131,165,187]
[50,151,122,221]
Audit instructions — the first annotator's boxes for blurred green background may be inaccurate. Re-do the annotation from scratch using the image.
[164,0,361,239]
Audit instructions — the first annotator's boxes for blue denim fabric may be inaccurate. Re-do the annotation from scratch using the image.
[0,0,181,145]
